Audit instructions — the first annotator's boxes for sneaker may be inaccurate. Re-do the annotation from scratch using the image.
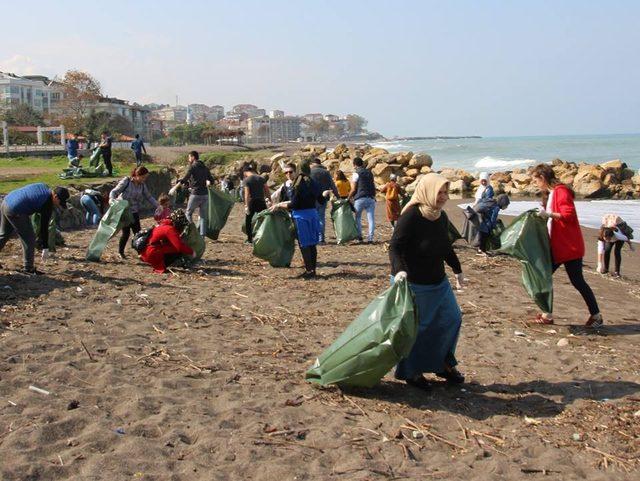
[436,366,465,384]
[611,272,621,278]
[585,313,604,328]
[17,267,43,276]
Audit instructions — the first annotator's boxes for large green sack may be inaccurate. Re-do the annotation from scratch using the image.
[486,219,506,251]
[305,279,418,388]
[330,199,359,244]
[495,210,553,312]
[89,147,102,167]
[86,200,134,261]
[206,187,235,240]
[31,212,58,252]
[252,209,295,267]
[173,222,206,267]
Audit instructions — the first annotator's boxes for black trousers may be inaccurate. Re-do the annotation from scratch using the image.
[119,212,141,255]
[103,152,113,176]
[300,245,317,273]
[245,199,267,242]
[552,258,599,315]
[603,240,624,273]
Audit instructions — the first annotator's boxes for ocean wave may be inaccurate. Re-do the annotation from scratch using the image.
[474,156,537,168]
[371,142,409,151]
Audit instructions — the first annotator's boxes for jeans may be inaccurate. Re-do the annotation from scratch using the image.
[80,195,101,225]
[186,194,209,237]
[552,258,599,315]
[135,151,143,166]
[354,197,376,241]
[316,202,327,242]
[0,203,36,270]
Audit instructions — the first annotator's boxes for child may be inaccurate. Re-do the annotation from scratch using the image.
[154,193,172,222]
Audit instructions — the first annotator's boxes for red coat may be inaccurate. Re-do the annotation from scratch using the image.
[140,220,194,273]
[548,184,584,264]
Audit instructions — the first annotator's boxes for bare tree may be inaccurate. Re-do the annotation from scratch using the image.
[346,114,367,135]
[57,70,102,132]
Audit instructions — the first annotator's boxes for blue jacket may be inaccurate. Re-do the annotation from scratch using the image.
[4,183,52,215]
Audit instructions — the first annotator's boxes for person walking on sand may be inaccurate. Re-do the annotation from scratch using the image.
[140,209,195,274]
[473,172,494,206]
[109,166,159,259]
[335,170,351,199]
[310,158,338,244]
[99,131,113,176]
[0,183,70,274]
[530,163,603,327]
[169,151,215,237]
[348,157,377,243]
[389,173,466,390]
[380,173,403,229]
[271,161,323,279]
[131,134,147,166]
[243,165,270,243]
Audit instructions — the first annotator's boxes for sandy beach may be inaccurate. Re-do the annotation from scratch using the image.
[1,201,639,480]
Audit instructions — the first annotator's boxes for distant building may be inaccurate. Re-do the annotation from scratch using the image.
[269,110,284,119]
[154,105,188,123]
[247,115,301,143]
[0,72,63,115]
[303,113,324,123]
[247,116,271,143]
[91,97,151,139]
[324,114,339,122]
[230,103,265,119]
[188,103,225,122]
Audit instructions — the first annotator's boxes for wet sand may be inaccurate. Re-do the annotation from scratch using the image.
[1,201,638,480]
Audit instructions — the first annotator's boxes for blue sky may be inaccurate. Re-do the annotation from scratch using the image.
[3,0,639,137]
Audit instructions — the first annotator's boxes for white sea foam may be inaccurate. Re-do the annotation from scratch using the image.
[474,156,537,168]
[371,142,408,151]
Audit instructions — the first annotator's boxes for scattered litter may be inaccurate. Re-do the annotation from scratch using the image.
[634,410,640,417]
[67,400,80,410]
[572,433,582,441]
[116,299,122,305]
[115,427,125,435]
[557,338,569,347]
[3,285,12,290]
[7,400,17,406]
[524,416,541,425]
[546,329,557,334]
[514,331,527,337]
[28,385,50,395]
[412,430,424,439]
[76,286,83,292]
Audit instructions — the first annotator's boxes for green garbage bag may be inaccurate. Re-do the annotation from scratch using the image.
[86,200,134,261]
[89,147,102,167]
[447,216,462,244]
[31,212,58,252]
[206,187,235,240]
[485,219,505,251]
[251,209,295,267]
[495,210,553,313]
[330,199,359,244]
[305,279,418,388]
[174,222,206,266]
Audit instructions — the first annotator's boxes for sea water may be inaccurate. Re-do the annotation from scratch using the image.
[372,134,640,172]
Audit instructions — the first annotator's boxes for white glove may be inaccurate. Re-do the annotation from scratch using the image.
[322,190,332,198]
[41,249,50,262]
[168,184,179,196]
[394,271,407,282]
[109,198,116,206]
[244,206,250,215]
[455,273,466,290]
[537,207,550,220]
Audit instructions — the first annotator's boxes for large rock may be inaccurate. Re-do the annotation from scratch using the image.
[405,168,421,177]
[449,179,467,193]
[573,167,606,197]
[490,172,512,183]
[405,174,425,194]
[333,143,348,157]
[338,158,354,174]
[395,151,413,165]
[420,166,433,174]
[366,147,389,157]
[408,153,433,168]
[511,172,531,187]
[372,163,393,184]
[600,159,626,174]
[270,152,286,163]
[439,168,474,184]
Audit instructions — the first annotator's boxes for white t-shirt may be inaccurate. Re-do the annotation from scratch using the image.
[351,172,359,183]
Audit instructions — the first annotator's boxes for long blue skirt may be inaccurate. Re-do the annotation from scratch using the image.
[395,277,462,380]
[292,208,320,248]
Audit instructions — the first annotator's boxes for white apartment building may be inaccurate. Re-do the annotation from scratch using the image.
[247,116,301,143]
[269,110,284,119]
[0,72,63,115]
[91,97,151,139]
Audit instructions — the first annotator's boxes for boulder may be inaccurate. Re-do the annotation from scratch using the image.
[270,152,286,163]
[489,181,506,194]
[338,159,354,174]
[573,172,606,198]
[372,163,393,183]
[490,172,512,183]
[576,163,605,181]
[400,176,414,186]
[600,159,626,174]
[440,168,474,184]
[621,168,636,181]
[395,151,413,165]
[366,147,389,157]
[406,174,425,194]
[511,172,531,187]
[420,166,433,174]
[449,179,467,193]
[333,143,348,157]
[405,168,421,177]
[408,153,433,168]
[631,175,640,187]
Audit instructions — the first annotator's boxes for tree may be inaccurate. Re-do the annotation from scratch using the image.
[346,114,367,135]
[328,121,346,139]
[1,104,44,126]
[84,111,133,141]
[309,118,330,139]
[57,70,102,132]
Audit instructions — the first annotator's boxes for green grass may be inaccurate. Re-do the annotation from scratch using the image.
[0,154,164,194]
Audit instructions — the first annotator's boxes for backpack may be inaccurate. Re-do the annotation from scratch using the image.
[131,227,155,253]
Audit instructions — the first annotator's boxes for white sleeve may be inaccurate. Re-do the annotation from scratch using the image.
[351,172,359,183]
[613,229,629,242]
[597,240,605,254]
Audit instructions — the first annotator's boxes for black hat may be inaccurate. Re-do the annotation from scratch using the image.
[54,187,70,209]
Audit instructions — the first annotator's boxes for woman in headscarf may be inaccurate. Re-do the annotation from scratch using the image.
[140,209,195,274]
[380,173,403,229]
[389,173,466,390]
[271,161,324,278]
[473,172,494,206]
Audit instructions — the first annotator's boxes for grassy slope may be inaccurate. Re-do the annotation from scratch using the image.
[0,155,164,194]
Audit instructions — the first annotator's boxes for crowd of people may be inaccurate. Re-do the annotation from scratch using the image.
[2,152,635,388]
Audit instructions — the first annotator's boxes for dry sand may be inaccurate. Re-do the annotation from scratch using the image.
[1,201,639,480]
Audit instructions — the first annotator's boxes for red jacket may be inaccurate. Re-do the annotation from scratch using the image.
[141,220,194,273]
[548,184,584,264]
